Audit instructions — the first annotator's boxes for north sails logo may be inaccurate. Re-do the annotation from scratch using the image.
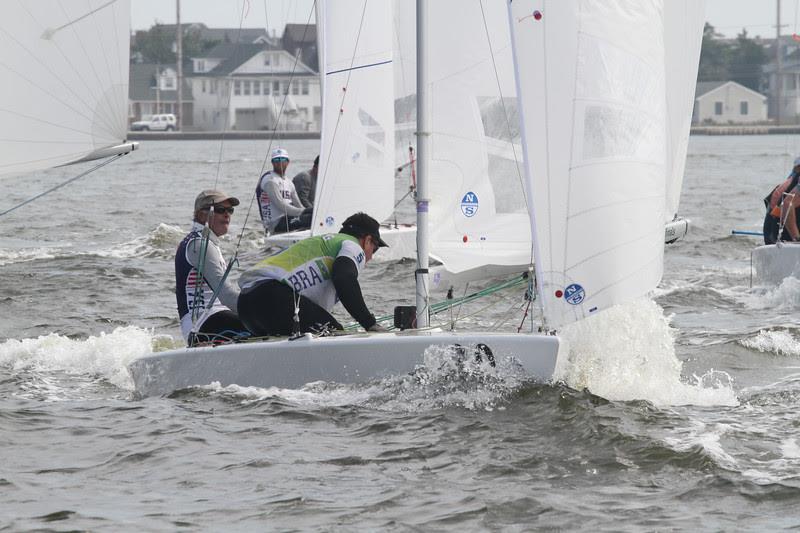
[461,191,479,217]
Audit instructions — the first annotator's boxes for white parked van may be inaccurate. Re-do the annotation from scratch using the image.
[130,113,177,131]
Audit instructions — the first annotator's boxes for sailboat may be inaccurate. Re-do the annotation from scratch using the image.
[128,0,706,397]
[0,1,136,186]
[262,1,417,261]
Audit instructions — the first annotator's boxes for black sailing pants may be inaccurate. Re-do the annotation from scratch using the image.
[237,279,343,337]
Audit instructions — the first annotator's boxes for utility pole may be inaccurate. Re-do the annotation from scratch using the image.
[176,0,183,130]
[777,0,782,125]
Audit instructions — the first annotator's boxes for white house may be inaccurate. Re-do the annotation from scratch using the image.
[693,81,767,124]
[190,42,320,132]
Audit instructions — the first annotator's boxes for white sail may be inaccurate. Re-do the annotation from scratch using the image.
[393,1,531,280]
[0,0,132,178]
[509,1,669,328]
[311,0,395,234]
[664,1,706,221]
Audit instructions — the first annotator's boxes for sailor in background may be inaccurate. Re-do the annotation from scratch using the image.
[293,154,319,209]
[256,147,312,234]
[175,190,247,345]
[237,212,389,337]
[763,157,800,245]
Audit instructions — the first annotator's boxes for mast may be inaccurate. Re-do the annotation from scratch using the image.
[414,0,430,328]
[176,0,183,130]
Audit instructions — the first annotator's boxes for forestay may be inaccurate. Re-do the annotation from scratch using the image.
[311,0,396,234]
[393,1,532,281]
[0,0,132,178]
[509,1,670,328]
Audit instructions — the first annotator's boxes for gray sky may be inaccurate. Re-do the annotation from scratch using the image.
[130,1,797,39]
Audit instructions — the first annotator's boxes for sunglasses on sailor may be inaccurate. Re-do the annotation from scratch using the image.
[212,205,235,215]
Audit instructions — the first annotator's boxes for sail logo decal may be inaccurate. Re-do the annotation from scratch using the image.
[564,284,585,305]
[325,216,335,227]
[461,192,479,217]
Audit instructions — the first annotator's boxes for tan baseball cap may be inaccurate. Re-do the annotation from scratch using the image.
[194,189,240,212]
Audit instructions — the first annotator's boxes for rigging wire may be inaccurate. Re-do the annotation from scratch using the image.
[0,154,126,218]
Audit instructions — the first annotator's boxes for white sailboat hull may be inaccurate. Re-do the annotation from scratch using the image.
[265,225,417,261]
[752,243,800,285]
[128,330,562,397]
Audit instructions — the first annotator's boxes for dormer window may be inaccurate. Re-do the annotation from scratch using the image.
[263,54,271,66]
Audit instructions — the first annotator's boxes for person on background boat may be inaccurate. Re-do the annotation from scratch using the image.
[293,154,319,209]
[763,157,800,245]
[175,189,247,345]
[237,212,389,337]
[257,147,312,235]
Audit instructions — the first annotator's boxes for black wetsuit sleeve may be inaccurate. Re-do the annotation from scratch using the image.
[331,256,376,330]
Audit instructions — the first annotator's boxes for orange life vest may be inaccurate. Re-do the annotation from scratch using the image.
[766,174,799,218]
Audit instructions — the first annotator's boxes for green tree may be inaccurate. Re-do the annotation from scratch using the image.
[132,24,218,64]
[133,24,174,64]
[698,23,731,82]
[728,29,767,91]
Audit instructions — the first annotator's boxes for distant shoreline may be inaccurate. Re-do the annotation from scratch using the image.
[690,125,800,135]
[127,125,800,141]
[127,131,321,141]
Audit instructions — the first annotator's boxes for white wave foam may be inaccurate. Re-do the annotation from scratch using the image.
[199,344,529,412]
[99,223,184,259]
[555,297,739,407]
[746,276,800,310]
[663,420,739,470]
[740,329,800,357]
[0,326,160,391]
[0,245,68,266]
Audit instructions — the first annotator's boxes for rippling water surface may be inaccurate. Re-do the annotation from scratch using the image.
[1,136,800,531]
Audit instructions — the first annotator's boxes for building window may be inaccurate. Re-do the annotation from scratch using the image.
[198,60,205,72]
[292,81,299,95]
[163,76,175,90]
[740,101,748,115]
[273,81,280,93]
[264,54,271,66]
[201,79,206,93]
[234,80,241,95]
[714,101,723,115]
[301,79,309,95]
[254,81,261,95]
[244,80,251,95]
[264,81,270,95]
[283,81,289,95]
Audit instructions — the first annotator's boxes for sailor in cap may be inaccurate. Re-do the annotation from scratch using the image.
[256,147,312,235]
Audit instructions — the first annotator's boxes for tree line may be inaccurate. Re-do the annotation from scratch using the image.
[699,23,768,91]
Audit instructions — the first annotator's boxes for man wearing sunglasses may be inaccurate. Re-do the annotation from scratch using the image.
[238,212,389,337]
[256,147,312,235]
[175,189,248,345]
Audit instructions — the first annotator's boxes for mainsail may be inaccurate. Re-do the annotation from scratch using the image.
[311,0,396,234]
[509,1,680,328]
[0,0,133,179]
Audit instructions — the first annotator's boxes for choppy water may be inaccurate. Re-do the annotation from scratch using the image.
[1,136,800,531]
